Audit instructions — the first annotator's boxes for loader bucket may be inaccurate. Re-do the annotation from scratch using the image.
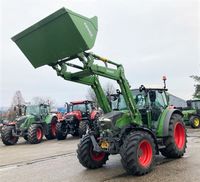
[12,7,98,68]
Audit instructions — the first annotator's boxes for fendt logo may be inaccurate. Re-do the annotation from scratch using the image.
[84,22,93,38]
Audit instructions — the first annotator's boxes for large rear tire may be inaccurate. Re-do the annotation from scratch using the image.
[120,131,156,175]
[79,121,87,138]
[28,124,43,144]
[77,134,109,169]
[1,125,19,145]
[160,113,187,158]
[56,122,67,140]
[45,117,57,140]
[190,116,200,129]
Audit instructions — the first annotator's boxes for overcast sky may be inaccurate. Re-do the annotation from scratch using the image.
[0,0,199,107]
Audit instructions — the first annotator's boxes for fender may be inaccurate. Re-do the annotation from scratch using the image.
[157,108,183,137]
[65,111,82,121]
[44,114,58,124]
[121,125,159,154]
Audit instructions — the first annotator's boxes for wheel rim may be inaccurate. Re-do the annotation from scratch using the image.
[174,122,185,150]
[138,140,153,168]
[51,123,56,136]
[90,147,106,161]
[36,128,42,140]
[194,118,200,127]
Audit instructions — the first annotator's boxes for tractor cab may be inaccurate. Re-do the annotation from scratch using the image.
[187,100,200,112]
[110,86,169,129]
[181,100,200,128]
[26,104,50,119]
[68,100,94,120]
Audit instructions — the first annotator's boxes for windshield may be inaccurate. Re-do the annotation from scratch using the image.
[111,95,127,110]
[69,104,86,112]
[111,90,145,110]
[191,101,200,109]
[110,89,167,111]
[26,105,40,115]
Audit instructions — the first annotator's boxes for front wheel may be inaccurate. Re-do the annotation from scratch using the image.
[77,134,109,169]
[79,121,87,138]
[56,122,67,140]
[160,113,187,158]
[190,116,200,129]
[120,131,156,175]
[28,124,43,144]
[45,117,58,140]
[1,125,19,145]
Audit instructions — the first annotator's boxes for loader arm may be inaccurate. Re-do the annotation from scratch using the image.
[51,52,142,125]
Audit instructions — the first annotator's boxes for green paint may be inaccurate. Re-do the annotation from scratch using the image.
[115,111,132,128]
[156,108,169,137]
[12,7,97,68]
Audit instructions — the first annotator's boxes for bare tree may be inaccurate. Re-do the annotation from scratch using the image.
[104,82,116,96]
[31,96,55,108]
[86,88,98,107]
[86,82,116,107]
[6,90,26,120]
[11,90,25,107]
[191,75,200,99]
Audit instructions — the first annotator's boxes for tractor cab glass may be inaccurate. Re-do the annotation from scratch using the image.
[190,101,200,110]
[26,105,40,115]
[110,94,127,110]
[86,103,93,113]
[40,105,50,116]
[69,103,87,113]
[69,102,93,118]
[26,105,49,116]
[149,90,168,109]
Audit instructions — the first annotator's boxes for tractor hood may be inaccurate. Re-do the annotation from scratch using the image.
[15,116,28,127]
[65,111,82,121]
[99,110,132,131]
[99,111,124,130]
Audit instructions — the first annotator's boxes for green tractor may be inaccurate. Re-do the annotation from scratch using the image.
[181,100,200,128]
[12,8,187,175]
[1,104,58,145]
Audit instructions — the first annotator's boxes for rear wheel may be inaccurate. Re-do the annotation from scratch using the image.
[1,125,19,145]
[77,134,109,169]
[120,131,156,175]
[56,122,67,140]
[45,117,58,140]
[190,116,200,128]
[160,113,186,158]
[79,121,87,138]
[28,124,43,144]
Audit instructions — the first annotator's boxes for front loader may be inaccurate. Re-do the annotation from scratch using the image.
[12,7,187,175]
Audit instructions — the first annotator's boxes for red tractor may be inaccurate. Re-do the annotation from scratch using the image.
[56,100,98,140]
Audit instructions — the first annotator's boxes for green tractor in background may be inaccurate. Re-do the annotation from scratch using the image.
[1,104,58,145]
[12,8,187,175]
[182,100,200,128]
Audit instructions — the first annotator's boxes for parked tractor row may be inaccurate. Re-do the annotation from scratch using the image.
[8,7,191,176]
[1,100,99,145]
